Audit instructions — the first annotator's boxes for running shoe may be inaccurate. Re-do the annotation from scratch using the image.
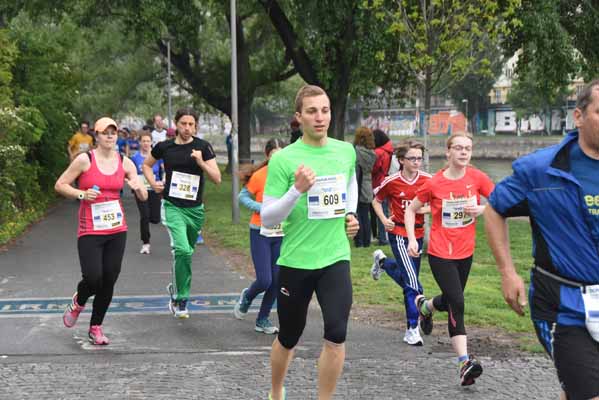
[268,387,286,400]
[233,288,250,319]
[371,249,386,281]
[174,299,190,319]
[415,294,433,335]
[196,232,204,245]
[255,318,279,335]
[63,292,85,328]
[140,244,151,254]
[88,325,109,345]
[166,283,175,301]
[459,355,483,386]
[403,327,423,346]
[168,299,177,316]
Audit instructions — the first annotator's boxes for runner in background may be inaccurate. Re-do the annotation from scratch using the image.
[130,131,164,254]
[370,140,431,346]
[405,132,494,386]
[125,128,140,157]
[151,114,167,146]
[234,138,285,334]
[116,128,128,157]
[353,126,376,248]
[67,120,95,161]
[371,129,394,245]
[143,108,221,319]
[55,117,147,345]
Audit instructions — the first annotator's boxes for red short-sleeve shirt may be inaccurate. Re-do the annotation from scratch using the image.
[374,171,431,238]
[416,166,494,259]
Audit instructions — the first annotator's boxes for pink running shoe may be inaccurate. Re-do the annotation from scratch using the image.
[63,293,85,328]
[88,325,109,345]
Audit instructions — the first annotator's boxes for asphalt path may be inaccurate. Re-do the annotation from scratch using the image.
[0,192,560,399]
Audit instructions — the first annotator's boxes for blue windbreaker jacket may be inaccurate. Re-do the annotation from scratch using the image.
[489,130,599,326]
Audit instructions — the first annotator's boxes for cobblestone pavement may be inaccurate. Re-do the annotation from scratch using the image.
[0,351,559,399]
[0,197,561,399]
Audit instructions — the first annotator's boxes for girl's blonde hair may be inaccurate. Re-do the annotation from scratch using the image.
[446,132,473,149]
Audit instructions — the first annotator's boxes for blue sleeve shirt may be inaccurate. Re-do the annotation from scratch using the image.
[131,152,162,182]
[489,132,599,327]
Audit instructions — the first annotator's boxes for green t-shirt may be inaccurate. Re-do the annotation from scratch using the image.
[264,137,356,270]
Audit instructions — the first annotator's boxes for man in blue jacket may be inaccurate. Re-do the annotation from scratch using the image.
[485,79,599,400]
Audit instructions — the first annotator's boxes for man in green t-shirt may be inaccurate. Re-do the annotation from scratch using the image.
[261,85,359,400]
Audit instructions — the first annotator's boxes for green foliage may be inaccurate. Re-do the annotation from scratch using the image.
[508,65,572,120]
[70,23,163,121]
[505,0,595,124]
[252,75,306,126]
[507,0,598,86]
[0,14,86,241]
[0,30,16,107]
[446,43,504,133]
[371,0,520,110]
[8,14,83,186]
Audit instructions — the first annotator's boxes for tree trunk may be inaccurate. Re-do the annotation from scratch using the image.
[236,16,253,164]
[329,92,348,140]
[423,70,433,172]
[238,95,253,164]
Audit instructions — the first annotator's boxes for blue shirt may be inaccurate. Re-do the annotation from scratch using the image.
[489,131,599,327]
[131,151,163,182]
[570,142,599,241]
[117,138,127,155]
[127,139,140,156]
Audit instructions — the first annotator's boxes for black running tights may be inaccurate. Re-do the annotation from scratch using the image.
[76,232,126,326]
[428,254,472,337]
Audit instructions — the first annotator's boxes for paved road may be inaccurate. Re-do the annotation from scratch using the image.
[0,193,560,399]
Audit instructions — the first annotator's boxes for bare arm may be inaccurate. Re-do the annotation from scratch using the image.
[405,197,424,257]
[142,154,164,193]
[190,149,221,184]
[418,205,431,214]
[372,198,394,231]
[484,204,527,316]
[200,157,222,185]
[55,153,95,200]
[123,158,148,201]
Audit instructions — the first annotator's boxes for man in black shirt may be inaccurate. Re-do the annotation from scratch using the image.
[143,108,221,318]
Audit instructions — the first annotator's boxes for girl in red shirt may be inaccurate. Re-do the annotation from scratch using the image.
[55,117,147,345]
[405,132,494,386]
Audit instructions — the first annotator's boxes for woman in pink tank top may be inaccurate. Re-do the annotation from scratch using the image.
[55,117,147,345]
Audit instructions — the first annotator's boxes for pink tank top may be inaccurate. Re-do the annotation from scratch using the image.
[77,150,128,237]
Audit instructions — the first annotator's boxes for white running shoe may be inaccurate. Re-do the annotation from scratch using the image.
[140,244,151,254]
[371,249,386,280]
[403,327,423,346]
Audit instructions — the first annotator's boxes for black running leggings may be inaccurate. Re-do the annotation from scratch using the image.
[277,261,353,349]
[133,190,162,244]
[134,190,161,244]
[76,232,127,326]
[428,254,473,337]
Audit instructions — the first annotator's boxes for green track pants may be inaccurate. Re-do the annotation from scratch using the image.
[162,200,205,301]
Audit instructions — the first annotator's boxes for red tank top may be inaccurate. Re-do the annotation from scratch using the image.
[77,150,128,237]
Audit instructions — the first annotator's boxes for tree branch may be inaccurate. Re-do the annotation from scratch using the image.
[258,0,322,86]
[156,40,230,115]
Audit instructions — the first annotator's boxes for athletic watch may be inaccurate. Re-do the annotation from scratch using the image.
[345,212,358,219]
[77,191,85,200]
